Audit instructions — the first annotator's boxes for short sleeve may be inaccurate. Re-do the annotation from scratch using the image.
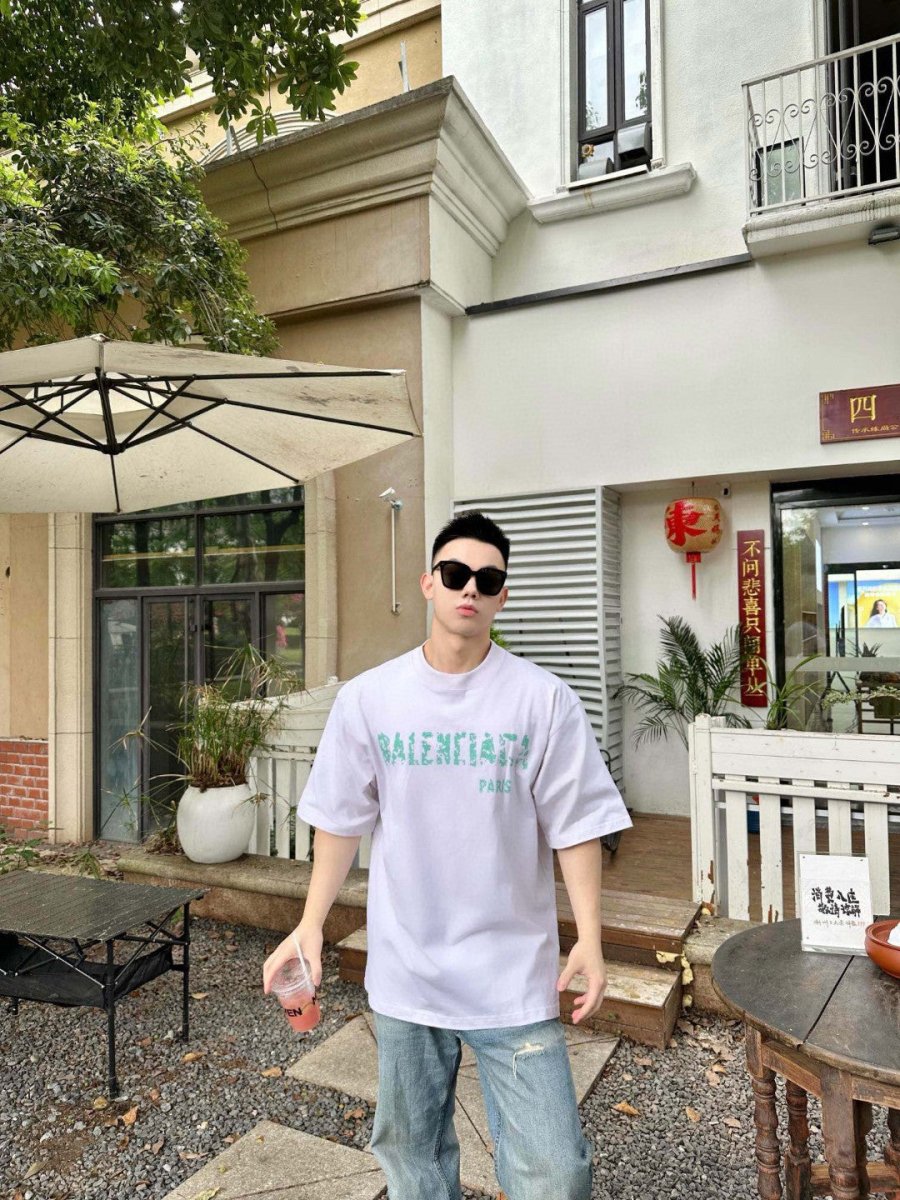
[531,697,632,850]
[296,686,380,838]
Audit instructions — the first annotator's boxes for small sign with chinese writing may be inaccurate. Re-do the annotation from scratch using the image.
[820,383,900,443]
[799,854,873,954]
[738,530,767,706]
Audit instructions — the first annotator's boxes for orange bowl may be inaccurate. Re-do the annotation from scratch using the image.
[865,920,900,979]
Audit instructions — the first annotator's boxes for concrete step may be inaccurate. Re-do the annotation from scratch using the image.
[556,884,701,968]
[337,928,681,1049]
[161,1118,387,1199]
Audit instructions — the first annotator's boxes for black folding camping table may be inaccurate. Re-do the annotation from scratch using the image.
[0,871,206,1097]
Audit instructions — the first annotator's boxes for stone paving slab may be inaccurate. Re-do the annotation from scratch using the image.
[287,1010,618,1194]
[162,1119,387,1200]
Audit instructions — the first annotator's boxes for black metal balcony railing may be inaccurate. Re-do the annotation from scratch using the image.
[744,32,900,215]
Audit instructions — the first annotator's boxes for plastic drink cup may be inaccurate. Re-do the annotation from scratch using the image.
[270,934,321,1033]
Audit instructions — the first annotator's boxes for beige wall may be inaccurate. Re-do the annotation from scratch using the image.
[241,197,429,318]
[277,300,426,680]
[0,515,49,739]
[329,15,442,117]
[167,12,442,157]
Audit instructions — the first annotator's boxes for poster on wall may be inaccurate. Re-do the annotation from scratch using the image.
[737,530,768,706]
[856,581,900,629]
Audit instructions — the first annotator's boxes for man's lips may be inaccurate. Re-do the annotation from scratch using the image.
[456,604,478,616]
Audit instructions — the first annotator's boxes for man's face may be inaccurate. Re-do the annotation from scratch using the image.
[420,536,508,639]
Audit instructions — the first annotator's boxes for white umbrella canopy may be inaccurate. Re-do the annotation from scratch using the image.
[0,335,419,512]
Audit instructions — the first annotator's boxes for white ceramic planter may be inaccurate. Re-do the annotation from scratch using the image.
[176,782,255,864]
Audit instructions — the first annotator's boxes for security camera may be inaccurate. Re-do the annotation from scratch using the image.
[379,487,396,500]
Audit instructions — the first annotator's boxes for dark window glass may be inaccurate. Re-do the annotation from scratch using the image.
[578,0,651,177]
[97,598,141,839]
[202,508,305,585]
[584,6,610,132]
[622,0,648,120]
[100,519,196,588]
[203,596,255,696]
[265,591,305,685]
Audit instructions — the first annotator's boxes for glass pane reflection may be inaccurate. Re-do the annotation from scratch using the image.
[623,0,648,120]
[584,7,609,131]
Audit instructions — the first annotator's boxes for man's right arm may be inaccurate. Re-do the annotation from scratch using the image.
[262,828,362,993]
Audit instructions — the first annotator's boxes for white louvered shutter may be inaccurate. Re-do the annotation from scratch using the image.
[453,488,624,789]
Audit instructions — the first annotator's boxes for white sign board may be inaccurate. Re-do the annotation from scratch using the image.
[799,854,873,955]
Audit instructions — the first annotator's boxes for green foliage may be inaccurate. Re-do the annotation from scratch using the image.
[0,108,278,352]
[617,614,750,749]
[0,824,41,874]
[489,625,510,649]
[174,644,297,790]
[759,654,822,730]
[0,1,361,142]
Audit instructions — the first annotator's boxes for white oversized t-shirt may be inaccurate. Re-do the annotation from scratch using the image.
[296,641,632,1029]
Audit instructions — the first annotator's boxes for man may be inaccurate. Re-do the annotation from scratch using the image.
[263,510,631,1199]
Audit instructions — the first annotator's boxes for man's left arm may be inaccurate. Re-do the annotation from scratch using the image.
[555,837,606,1024]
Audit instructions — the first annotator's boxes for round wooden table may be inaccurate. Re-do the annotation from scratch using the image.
[712,919,900,1200]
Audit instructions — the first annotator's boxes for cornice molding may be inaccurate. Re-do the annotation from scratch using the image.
[529,162,696,224]
[201,78,529,256]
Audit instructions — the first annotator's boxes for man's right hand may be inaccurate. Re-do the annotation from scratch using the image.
[262,920,324,994]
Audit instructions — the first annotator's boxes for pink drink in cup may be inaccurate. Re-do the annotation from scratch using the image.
[270,933,321,1033]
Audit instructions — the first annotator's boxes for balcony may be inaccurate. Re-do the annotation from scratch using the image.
[743,33,900,254]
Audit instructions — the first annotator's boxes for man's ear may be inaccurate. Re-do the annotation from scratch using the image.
[495,586,509,612]
[420,571,434,601]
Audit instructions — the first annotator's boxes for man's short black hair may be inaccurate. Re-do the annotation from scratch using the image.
[431,510,510,568]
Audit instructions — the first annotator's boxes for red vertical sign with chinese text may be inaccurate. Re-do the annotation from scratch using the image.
[738,530,767,707]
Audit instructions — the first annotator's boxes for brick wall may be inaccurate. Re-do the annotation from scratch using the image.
[0,738,49,838]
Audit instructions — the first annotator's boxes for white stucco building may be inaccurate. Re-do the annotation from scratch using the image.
[421,0,900,813]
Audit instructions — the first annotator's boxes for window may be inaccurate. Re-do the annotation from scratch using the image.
[577,0,651,180]
[93,488,305,842]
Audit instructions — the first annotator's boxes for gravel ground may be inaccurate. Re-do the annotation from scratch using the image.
[0,910,891,1200]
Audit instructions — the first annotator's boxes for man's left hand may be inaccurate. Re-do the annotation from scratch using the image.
[556,938,608,1024]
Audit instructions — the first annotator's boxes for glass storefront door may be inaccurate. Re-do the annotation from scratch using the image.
[95,490,305,841]
[774,477,900,734]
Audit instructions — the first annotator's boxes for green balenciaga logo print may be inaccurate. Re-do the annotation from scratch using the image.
[376,731,531,794]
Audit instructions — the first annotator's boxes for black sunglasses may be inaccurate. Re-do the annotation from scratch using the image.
[432,559,508,596]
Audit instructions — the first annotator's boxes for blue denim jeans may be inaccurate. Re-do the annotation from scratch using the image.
[370,1011,593,1200]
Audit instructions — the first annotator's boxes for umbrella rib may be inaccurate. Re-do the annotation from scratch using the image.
[108,448,122,513]
[112,379,414,436]
[111,378,210,448]
[0,381,104,452]
[95,369,119,453]
[0,382,107,450]
[110,378,414,439]
[116,369,398,382]
[182,396,417,438]
[94,388,301,484]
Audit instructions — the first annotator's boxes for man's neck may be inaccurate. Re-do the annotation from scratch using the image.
[423,628,492,674]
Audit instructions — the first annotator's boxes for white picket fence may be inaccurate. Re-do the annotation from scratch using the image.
[689,714,900,922]
[245,680,373,869]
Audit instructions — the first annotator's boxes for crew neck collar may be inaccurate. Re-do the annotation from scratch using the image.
[411,639,505,692]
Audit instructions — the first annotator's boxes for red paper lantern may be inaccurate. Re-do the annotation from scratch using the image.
[664,497,723,599]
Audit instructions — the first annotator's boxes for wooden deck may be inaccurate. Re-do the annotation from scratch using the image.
[572,812,900,923]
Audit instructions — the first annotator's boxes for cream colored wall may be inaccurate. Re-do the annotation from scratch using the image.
[0,515,49,739]
[620,478,774,816]
[277,300,426,681]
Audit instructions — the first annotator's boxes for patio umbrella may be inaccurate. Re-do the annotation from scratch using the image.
[0,335,419,512]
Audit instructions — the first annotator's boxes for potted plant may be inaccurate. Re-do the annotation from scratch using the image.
[617,615,751,749]
[173,646,298,864]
